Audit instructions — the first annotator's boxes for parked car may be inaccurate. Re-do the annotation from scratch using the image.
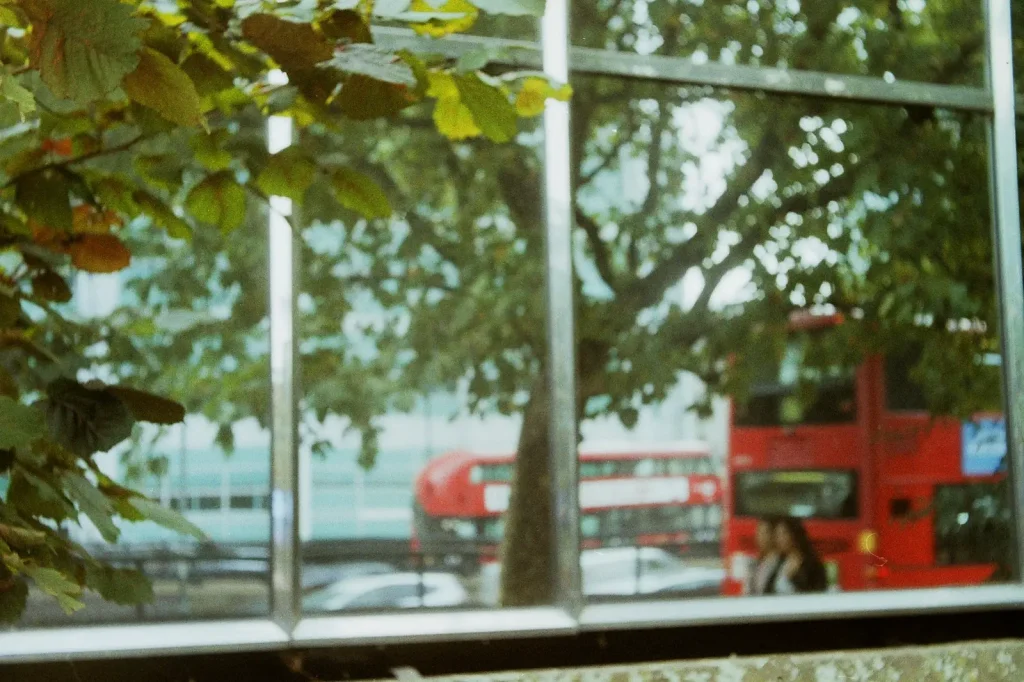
[302,561,396,593]
[586,566,726,598]
[477,547,718,604]
[303,572,469,612]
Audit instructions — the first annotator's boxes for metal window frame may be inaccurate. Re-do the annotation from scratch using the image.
[2,4,1024,663]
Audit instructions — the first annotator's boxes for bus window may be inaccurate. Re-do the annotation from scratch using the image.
[736,336,856,427]
[581,514,601,538]
[697,458,714,474]
[633,458,657,477]
[885,346,928,411]
[733,470,859,519]
[581,461,617,478]
[934,483,1010,566]
[479,464,513,482]
[439,518,478,540]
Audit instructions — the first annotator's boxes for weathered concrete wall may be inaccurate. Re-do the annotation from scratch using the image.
[391,640,1024,682]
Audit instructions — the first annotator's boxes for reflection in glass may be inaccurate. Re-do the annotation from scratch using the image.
[570,72,1009,601]
[19,159,272,625]
[296,110,552,612]
[573,0,984,85]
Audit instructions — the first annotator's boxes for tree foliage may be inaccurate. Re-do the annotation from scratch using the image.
[0,0,566,622]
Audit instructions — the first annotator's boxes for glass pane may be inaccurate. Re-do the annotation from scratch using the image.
[15,143,272,625]
[573,1,984,85]
[297,104,552,612]
[572,73,1011,603]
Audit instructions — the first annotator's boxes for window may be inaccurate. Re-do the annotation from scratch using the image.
[934,484,1012,567]
[885,346,929,412]
[734,471,859,520]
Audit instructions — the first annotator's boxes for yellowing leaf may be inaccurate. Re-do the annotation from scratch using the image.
[427,72,480,140]
[331,168,392,219]
[410,0,477,36]
[22,0,146,104]
[185,172,247,234]
[23,566,83,615]
[69,234,132,274]
[514,76,571,117]
[72,205,121,235]
[123,48,205,127]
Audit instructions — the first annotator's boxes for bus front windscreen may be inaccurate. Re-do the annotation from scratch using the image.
[733,470,858,519]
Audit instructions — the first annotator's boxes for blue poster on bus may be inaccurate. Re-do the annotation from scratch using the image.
[961,418,1006,476]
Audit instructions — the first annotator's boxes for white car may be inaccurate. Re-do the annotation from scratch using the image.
[477,547,709,604]
[303,572,469,612]
[586,567,726,597]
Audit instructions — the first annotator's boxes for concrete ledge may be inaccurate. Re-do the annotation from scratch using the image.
[391,640,1024,682]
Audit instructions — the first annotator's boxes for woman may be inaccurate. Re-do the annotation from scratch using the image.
[772,516,827,594]
[747,516,781,595]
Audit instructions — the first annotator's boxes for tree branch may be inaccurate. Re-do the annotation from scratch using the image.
[574,206,617,292]
[4,135,148,189]
[618,130,780,313]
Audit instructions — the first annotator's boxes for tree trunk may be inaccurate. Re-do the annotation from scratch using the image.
[499,372,554,606]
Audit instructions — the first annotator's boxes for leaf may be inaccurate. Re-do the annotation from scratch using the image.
[241,14,332,73]
[123,48,205,127]
[215,422,234,454]
[31,270,72,303]
[514,76,571,117]
[469,0,544,15]
[319,44,417,86]
[257,148,318,203]
[105,386,186,425]
[409,0,477,36]
[23,565,84,614]
[0,397,45,450]
[0,578,28,624]
[0,293,19,328]
[185,172,247,234]
[128,497,207,541]
[71,205,121,235]
[321,9,372,42]
[22,0,146,104]
[191,130,234,171]
[426,72,480,140]
[331,168,392,219]
[85,564,153,605]
[43,378,135,456]
[454,73,517,142]
[16,169,72,231]
[334,74,414,120]
[0,74,36,120]
[7,469,75,521]
[133,191,192,239]
[0,524,47,549]
[69,234,132,274]
[63,471,120,543]
[180,53,235,97]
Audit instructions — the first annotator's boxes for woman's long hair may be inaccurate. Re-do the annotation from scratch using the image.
[778,516,822,565]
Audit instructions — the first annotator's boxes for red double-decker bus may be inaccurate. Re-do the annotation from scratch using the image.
[413,442,722,570]
[723,312,1007,595]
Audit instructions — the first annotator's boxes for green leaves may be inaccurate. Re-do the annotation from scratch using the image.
[22,565,83,614]
[16,169,72,231]
[123,48,205,127]
[128,497,207,541]
[0,397,45,450]
[186,172,247,234]
[331,168,392,219]
[22,0,146,104]
[63,471,119,543]
[133,191,192,240]
[257,148,317,203]
[105,386,186,425]
[0,73,36,120]
[42,379,134,457]
[454,74,517,143]
[319,45,417,86]
[85,564,153,606]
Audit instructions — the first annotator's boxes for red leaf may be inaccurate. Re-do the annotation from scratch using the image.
[69,234,131,273]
